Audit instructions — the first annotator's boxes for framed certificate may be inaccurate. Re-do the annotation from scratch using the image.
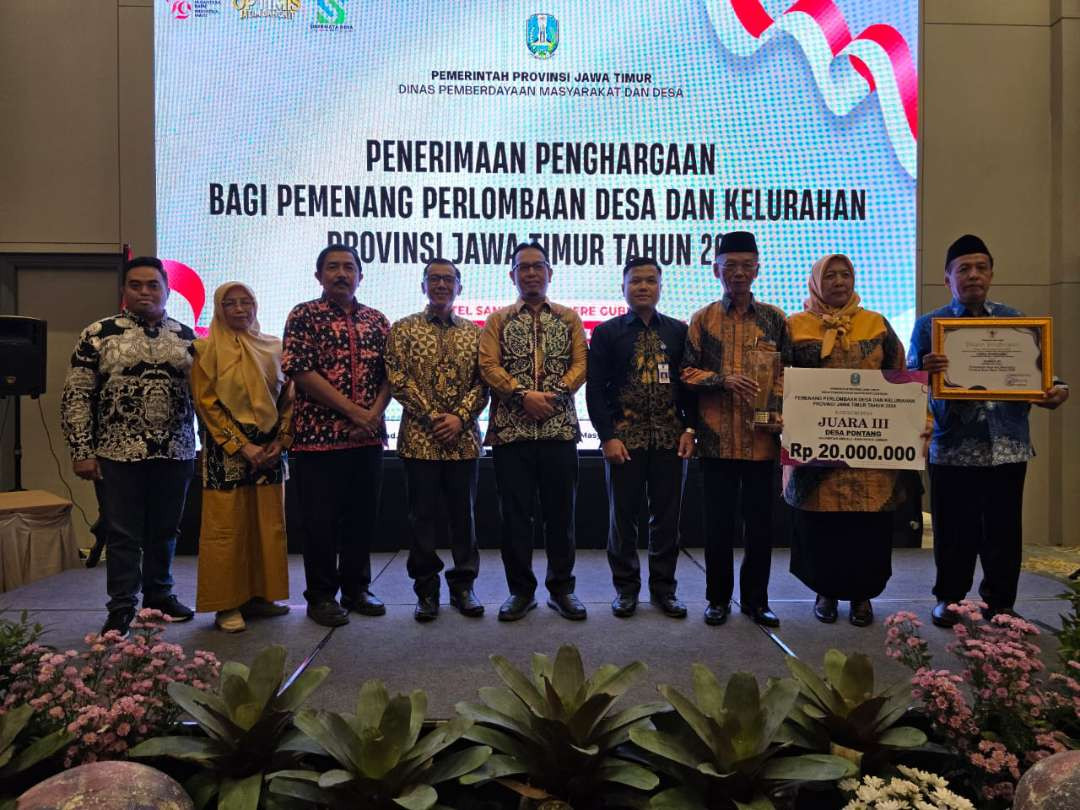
[931,317,1052,401]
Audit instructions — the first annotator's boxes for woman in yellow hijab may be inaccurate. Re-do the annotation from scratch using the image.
[783,254,908,628]
[191,282,293,632]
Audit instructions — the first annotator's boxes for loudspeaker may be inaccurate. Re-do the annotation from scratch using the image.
[0,316,47,396]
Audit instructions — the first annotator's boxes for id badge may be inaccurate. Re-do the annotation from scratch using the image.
[657,362,671,384]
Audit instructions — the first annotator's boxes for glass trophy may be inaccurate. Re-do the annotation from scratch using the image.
[748,349,780,427]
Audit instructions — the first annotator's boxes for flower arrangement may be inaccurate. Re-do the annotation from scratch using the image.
[884,602,1078,805]
[839,766,974,809]
[0,609,220,768]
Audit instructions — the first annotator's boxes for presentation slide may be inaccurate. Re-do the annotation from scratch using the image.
[155,0,919,448]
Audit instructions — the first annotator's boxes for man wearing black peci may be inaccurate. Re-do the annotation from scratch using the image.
[587,257,697,618]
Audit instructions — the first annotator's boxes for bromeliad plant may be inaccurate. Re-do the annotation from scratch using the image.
[268,680,490,810]
[0,704,73,810]
[782,650,926,771]
[630,666,856,809]
[129,644,328,810]
[457,644,663,807]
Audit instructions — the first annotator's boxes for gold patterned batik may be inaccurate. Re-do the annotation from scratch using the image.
[478,299,587,446]
[615,328,682,451]
[385,310,488,461]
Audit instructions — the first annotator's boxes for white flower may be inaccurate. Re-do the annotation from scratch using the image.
[876,800,907,810]
[839,779,861,792]
[887,778,919,796]
[842,801,869,810]
[897,765,948,790]
[856,785,884,802]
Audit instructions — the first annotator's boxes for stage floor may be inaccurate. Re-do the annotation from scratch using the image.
[2,549,1066,719]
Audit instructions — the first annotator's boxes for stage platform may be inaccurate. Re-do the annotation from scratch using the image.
[1,549,1066,719]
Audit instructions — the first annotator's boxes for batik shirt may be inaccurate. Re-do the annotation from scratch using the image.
[907,299,1037,467]
[61,309,196,463]
[281,296,390,452]
[681,294,791,460]
[586,311,695,451]
[478,299,587,446]
[386,309,488,460]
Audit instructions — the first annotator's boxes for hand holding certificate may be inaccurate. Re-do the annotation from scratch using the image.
[930,317,1053,401]
[781,368,929,470]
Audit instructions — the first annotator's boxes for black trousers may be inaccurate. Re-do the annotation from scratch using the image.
[402,458,480,597]
[97,458,194,613]
[605,448,686,598]
[290,446,383,605]
[930,461,1026,609]
[492,440,578,598]
[701,458,774,607]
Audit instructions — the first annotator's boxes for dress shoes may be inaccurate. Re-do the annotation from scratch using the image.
[548,592,587,620]
[651,593,688,618]
[498,594,537,622]
[931,601,959,628]
[240,597,290,618]
[849,600,874,627]
[741,604,780,628]
[342,591,386,616]
[307,600,349,627]
[414,593,439,623]
[813,595,838,624]
[704,602,730,626]
[143,594,194,622]
[450,588,485,617]
[611,593,638,618]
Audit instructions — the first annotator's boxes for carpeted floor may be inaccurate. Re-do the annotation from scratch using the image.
[1,549,1067,718]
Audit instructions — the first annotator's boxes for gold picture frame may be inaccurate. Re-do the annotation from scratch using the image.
[931,316,1053,401]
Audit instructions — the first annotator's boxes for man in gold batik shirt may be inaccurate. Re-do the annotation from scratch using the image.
[386,259,489,623]
[479,242,588,623]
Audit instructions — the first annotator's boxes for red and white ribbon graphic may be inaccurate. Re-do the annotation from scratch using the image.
[707,0,918,178]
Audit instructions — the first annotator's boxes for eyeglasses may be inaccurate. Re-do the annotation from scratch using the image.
[425,274,458,286]
[513,261,550,274]
[221,298,254,310]
[719,261,758,273]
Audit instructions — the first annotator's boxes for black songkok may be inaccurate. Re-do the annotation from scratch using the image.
[718,231,758,255]
[946,234,992,268]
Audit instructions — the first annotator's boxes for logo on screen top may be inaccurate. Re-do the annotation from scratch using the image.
[526,13,559,58]
[232,0,301,20]
[850,373,861,386]
[311,0,352,30]
[169,0,221,19]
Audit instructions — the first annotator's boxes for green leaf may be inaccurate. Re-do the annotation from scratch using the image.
[268,776,325,804]
[492,655,549,718]
[552,645,586,706]
[759,678,800,751]
[7,729,72,774]
[691,664,726,720]
[378,695,414,756]
[657,685,721,762]
[595,759,659,790]
[404,715,472,766]
[317,768,355,788]
[593,702,667,740]
[567,692,619,744]
[128,735,226,763]
[458,753,527,785]
[356,680,390,729]
[184,770,220,810]
[392,783,438,810]
[822,649,846,691]
[248,645,288,709]
[456,700,546,747]
[461,722,535,765]
[277,727,326,756]
[837,653,874,706]
[590,660,647,701]
[276,665,330,713]
[871,681,917,732]
[265,769,321,782]
[167,682,236,741]
[760,753,856,782]
[406,690,427,750]
[0,705,32,753]
[477,687,535,728]
[541,676,566,721]
[629,727,701,769]
[222,660,251,683]
[784,657,841,716]
[649,786,707,810]
[877,726,927,748]
[219,772,264,810]
[293,709,362,774]
[422,744,491,784]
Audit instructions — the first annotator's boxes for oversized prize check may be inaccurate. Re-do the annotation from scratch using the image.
[780,368,929,471]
